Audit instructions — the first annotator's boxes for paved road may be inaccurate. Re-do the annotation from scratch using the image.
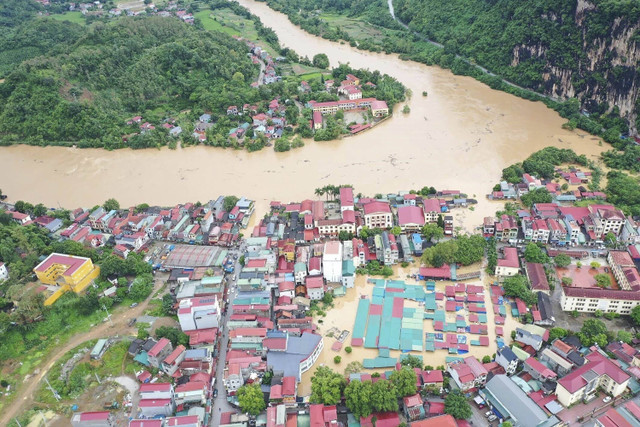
[0,277,167,425]
[211,246,244,425]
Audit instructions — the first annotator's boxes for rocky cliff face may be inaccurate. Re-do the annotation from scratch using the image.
[512,0,640,133]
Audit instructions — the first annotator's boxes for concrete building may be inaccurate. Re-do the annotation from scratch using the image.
[362,201,392,229]
[0,262,8,281]
[560,286,640,315]
[71,412,115,427]
[322,241,343,283]
[34,253,100,293]
[495,346,519,375]
[556,349,629,407]
[177,296,221,331]
[306,275,324,300]
[608,251,640,291]
[480,375,558,427]
[495,247,519,277]
[267,332,324,381]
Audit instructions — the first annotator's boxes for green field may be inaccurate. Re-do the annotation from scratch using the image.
[48,11,86,25]
[319,13,382,39]
[194,8,279,56]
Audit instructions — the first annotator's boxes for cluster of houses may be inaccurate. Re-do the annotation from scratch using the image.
[3,196,254,282]
[443,324,640,426]
[242,41,281,86]
[489,169,607,203]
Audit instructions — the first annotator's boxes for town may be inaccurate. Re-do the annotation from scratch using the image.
[2,171,640,427]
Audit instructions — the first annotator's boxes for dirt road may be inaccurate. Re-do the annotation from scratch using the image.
[0,279,165,425]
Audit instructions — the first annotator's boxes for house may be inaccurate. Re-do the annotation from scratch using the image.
[162,345,187,376]
[495,346,519,375]
[539,348,574,376]
[11,211,31,225]
[409,415,457,427]
[165,416,202,427]
[342,259,355,288]
[515,325,546,351]
[362,201,393,229]
[306,275,324,300]
[340,187,355,211]
[174,381,208,406]
[177,296,221,331]
[606,341,640,367]
[495,247,519,277]
[421,370,444,389]
[397,206,425,231]
[312,110,323,130]
[139,383,174,401]
[403,394,425,421]
[524,357,557,382]
[227,106,239,115]
[447,356,488,392]
[535,292,555,326]
[322,241,343,283]
[480,375,558,427]
[0,262,8,281]
[148,338,173,368]
[556,349,630,406]
[525,262,550,294]
[71,412,115,427]
[138,399,174,418]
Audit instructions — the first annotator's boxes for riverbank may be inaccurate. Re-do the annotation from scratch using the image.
[0,0,608,233]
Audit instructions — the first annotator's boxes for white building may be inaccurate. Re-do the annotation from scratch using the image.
[0,262,8,281]
[560,286,640,315]
[362,201,392,229]
[177,296,221,331]
[306,276,324,300]
[322,241,343,283]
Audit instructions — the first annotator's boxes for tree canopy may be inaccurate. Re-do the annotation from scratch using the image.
[237,383,266,415]
[310,366,346,405]
[502,274,536,305]
[444,389,472,420]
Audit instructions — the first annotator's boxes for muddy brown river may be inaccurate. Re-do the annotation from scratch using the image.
[0,0,605,230]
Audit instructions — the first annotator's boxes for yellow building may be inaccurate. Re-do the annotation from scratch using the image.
[34,253,100,304]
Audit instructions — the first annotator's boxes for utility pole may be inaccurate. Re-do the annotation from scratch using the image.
[44,378,60,401]
[13,419,22,427]
[38,410,46,427]
[95,372,101,384]
[102,304,113,326]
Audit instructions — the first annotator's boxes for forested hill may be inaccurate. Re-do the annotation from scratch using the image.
[0,17,258,148]
[393,0,640,133]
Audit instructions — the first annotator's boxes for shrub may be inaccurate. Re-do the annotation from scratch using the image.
[334,356,342,364]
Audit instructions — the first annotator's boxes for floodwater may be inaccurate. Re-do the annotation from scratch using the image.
[0,0,606,232]
[299,262,521,395]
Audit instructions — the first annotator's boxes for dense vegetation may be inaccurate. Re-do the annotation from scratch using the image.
[0,17,259,149]
[262,0,640,142]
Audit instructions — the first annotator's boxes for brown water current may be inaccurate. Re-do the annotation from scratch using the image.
[0,0,604,230]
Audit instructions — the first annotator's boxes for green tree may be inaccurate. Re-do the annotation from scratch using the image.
[520,188,553,207]
[422,223,444,242]
[482,355,491,363]
[454,234,486,265]
[370,379,399,413]
[155,326,189,347]
[334,355,342,364]
[591,261,601,269]
[594,274,611,288]
[390,226,402,236]
[561,277,573,285]
[548,327,568,342]
[632,306,640,325]
[400,354,422,369]
[103,198,120,211]
[223,196,239,212]
[310,366,346,405]
[129,274,153,302]
[554,254,571,268]
[617,330,633,344]
[312,53,330,69]
[345,380,373,419]
[502,275,536,305]
[237,384,265,416]
[524,243,548,263]
[578,319,609,347]
[389,367,417,397]
[161,294,175,315]
[444,390,472,420]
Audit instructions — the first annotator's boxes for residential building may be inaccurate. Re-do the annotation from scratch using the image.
[162,345,187,376]
[138,399,174,418]
[556,349,630,406]
[363,201,393,229]
[539,348,574,376]
[480,375,558,427]
[523,357,557,382]
[495,247,519,277]
[177,297,221,331]
[148,339,173,369]
[0,262,8,281]
[515,326,545,351]
[606,341,640,367]
[322,241,343,283]
[523,219,550,243]
[306,275,324,300]
[403,394,425,422]
[342,259,355,288]
[525,262,550,294]
[370,100,389,117]
[447,356,487,392]
[174,381,207,406]
[340,187,354,211]
[139,383,175,401]
[423,199,441,223]
[495,346,519,375]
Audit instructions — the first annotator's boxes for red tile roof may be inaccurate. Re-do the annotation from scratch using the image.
[163,345,185,365]
[340,187,354,207]
[497,247,519,269]
[79,412,110,421]
[558,349,629,393]
[363,201,391,215]
[408,414,457,427]
[139,382,172,393]
[398,206,425,226]
[34,253,90,276]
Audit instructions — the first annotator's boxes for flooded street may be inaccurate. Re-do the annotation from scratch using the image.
[0,0,606,231]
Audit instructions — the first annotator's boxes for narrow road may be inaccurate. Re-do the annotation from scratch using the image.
[211,248,243,425]
[0,278,166,425]
[386,0,558,102]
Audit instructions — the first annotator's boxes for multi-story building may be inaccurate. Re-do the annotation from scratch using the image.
[363,201,392,229]
[495,247,519,278]
[494,215,519,242]
[177,297,221,331]
[397,206,425,232]
[560,287,640,315]
[33,253,100,294]
[556,350,629,407]
[608,251,640,291]
[495,346,518,375]
[340,187,354,211]
[148,339,173,369]
[306,275,324,300]
[322,241,343,283]
[423,199,441,223]
[447,356,488,392]
[523,219,550,243]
